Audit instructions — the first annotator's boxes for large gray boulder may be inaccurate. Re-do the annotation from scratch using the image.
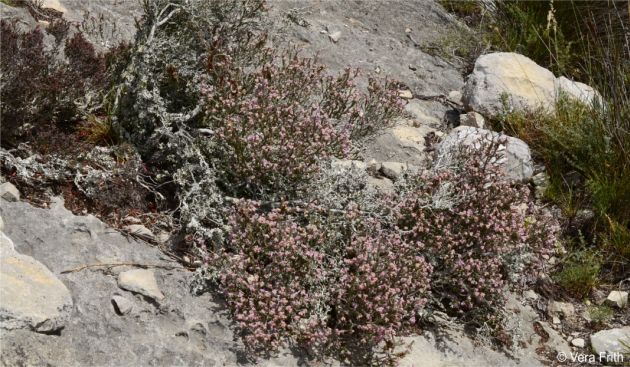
[463,52,602,118]
[463,52,557,116]
[435,126,534,182]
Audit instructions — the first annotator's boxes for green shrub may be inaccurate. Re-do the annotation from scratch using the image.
[554,248,601,298]
[587,304,614,326]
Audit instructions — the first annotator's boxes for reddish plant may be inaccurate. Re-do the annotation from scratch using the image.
[202,51,402,197]
[396,145,559,321]
[215,200,432,364]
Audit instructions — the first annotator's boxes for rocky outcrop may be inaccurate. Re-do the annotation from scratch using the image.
[463,52,557,116]
[555,76,602,106]
[435,126,534,181]
[0,197,561,367]
[0,232,73,334]
[463,52,601,117]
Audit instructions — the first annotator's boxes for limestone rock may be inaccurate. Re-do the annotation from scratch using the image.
[362,123,438,166]
[459,111,485,129]
[328,30,341,43]
[463,52,556,117]
[448,90,463,104]
[523,289,539,301]
[398,90,413,99]
[605,291,628,309]
[590,327,630,359]
[118,269,164,301]
[379,161,408,181]
[0,247,73,333]
[555,76,602,107]
[111,295,134,315]
[0,182,20,202]
[435,126,534,182]
[0,231,16,257]
[571,338,585,348]
[548,301,576,318]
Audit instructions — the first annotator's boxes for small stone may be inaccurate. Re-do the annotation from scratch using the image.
[111,295,134,315]
[523,290,539,300]
[571,338,585,348]
[123,224,155,241]
[0,215,4,232]
[448,90,462,103]
[532,172,549,199]
[0,183,20,202]
[118,269,164,301]
[405,27,412,33]
[408,64,417,71]
[459,111,485,129]
[379,162,408,181]
[552,316,561,324]
[605,291,628,308]
[328,31,341,43]
[398,90,413,99]
[590,327,630,358]
[548,301,575,318]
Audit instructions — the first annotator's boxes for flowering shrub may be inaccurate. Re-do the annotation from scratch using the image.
[329,216,432,365]
[203,52,403,197]
[204,54,352,197]
[219,200,333,354]
[396,144,559,322]
[214,200,432,364]
[320,68,404,140]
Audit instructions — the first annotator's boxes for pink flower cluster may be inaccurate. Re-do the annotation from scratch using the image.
[395,149,558,319]
[202,52,403,196]
[217,201,432,363]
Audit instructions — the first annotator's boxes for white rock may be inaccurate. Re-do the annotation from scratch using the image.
[463,52,557,117]
[548,301,576,318]
[379,161,408,180]
[571,338,585,348]
[448,90,463,104]
[0,214,4,232]
[0,249,73,333]
[0,182,20,202]
[0,231,16,257]
[459,111,485,129]
[111,295,134,315]
[605,291,628,309]
[435,126,534,182]
[398,89,413,99]
[523,289,539,300]
[552,316,561,324]
[123,224,155,241]
[590,327,630,359]
[328,31,341,43]
[118,269,164,301]
[555,76,602,107]
[404,100,443,125]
